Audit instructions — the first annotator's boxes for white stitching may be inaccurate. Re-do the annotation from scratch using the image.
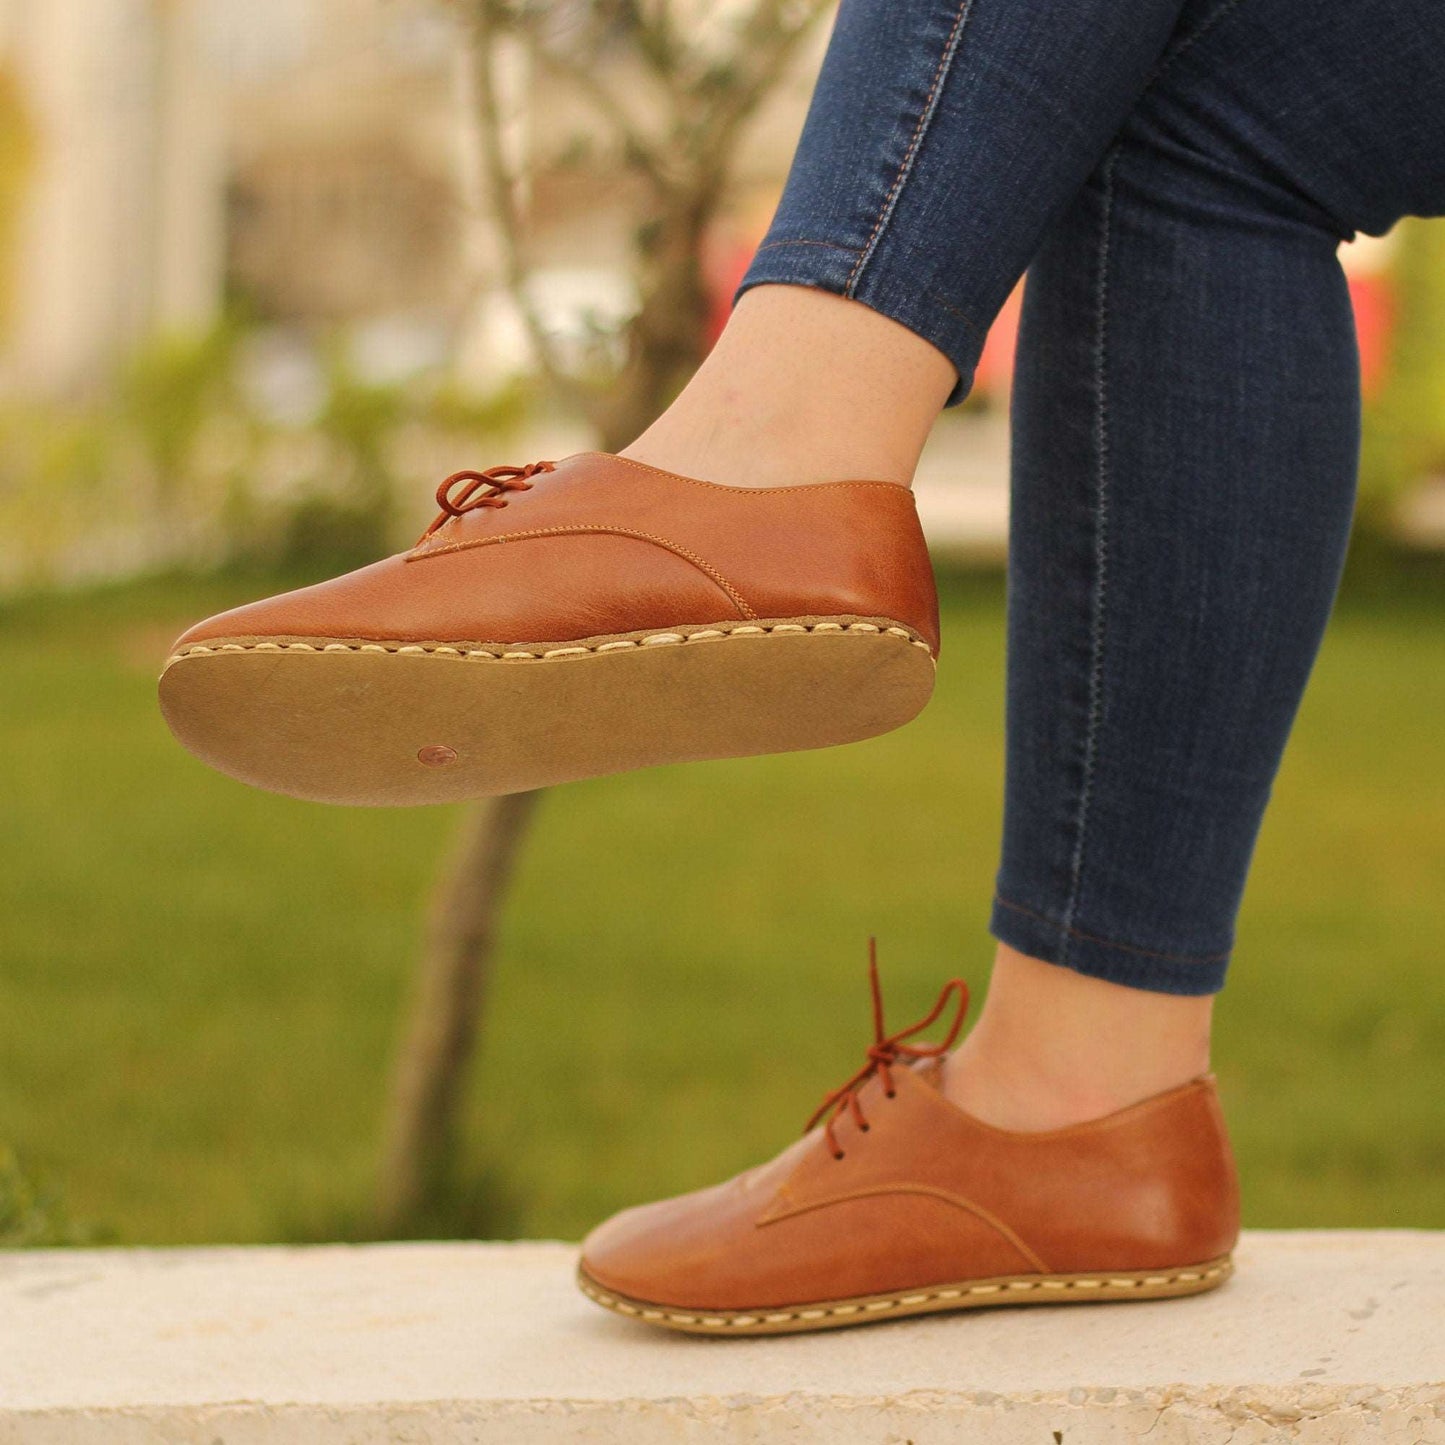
[165,620,934,669]
[1060,146,1121,961]
[844,0,977,296]
[579,1261,1231,1330]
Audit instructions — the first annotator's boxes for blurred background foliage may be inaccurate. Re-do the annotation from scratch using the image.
[0,310,536,588]
[2,573,1442,1243]
[0,1146,105,1248]
[1357,220,1445,576]
[0,1,1442,1247]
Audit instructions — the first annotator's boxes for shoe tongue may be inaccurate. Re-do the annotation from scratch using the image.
[909,1056,946,1092]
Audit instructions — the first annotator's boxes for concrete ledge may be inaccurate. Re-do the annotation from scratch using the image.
[2,1231,1442,1443]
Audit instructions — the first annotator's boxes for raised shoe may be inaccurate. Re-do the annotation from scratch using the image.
[159,453,939,805]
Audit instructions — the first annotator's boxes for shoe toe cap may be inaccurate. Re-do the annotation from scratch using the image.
[165,557,414,654]
[580,1148,807,1310]
[580,1190,727,1307]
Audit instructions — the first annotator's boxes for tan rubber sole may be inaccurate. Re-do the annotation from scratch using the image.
[577,1254,1234,1336]
[158,615,936,806]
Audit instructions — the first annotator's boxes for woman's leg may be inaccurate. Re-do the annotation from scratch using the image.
[633,0,1445,1135]
[625,0,1193,489]
[579,0,1445,1334]
[957,0,1445,1125]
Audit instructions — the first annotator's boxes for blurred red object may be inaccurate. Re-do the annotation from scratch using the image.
[1349,272,1394,399]
[974,281,1022,396]
[706,242,754,350]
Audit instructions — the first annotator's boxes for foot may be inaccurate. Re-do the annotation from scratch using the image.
[578,954,1238,1336]
[158,453,939,805]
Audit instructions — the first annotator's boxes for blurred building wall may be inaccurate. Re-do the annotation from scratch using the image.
[0,0,825,397]
[0,0,226,394]
[224,1,465,323]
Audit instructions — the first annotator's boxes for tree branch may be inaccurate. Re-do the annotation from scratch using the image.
[461,2,588,409]
[695,0,831,174]
[517,30,674,197]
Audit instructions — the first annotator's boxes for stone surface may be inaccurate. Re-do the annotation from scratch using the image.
[1,1231,1442,1442]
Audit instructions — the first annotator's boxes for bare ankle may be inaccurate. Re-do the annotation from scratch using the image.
[620,284,954,489]
[942,944,1214,1132]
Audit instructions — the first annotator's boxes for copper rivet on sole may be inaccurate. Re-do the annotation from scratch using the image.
[417,745,458,767]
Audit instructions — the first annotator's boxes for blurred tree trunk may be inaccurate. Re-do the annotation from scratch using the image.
[375,791,540,1235]
[376,0,830,1235]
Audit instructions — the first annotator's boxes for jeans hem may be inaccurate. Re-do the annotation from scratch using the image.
[989,893,1230,996]
[735,242,979,405]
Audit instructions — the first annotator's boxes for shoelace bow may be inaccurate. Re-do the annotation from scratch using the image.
[419,460,556,541]
[805,940,970,1161]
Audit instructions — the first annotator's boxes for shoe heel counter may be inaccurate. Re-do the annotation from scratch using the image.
[1187,1079,1241,1259]
[875,493,940,655]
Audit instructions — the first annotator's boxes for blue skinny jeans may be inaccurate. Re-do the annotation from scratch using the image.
[738,0,1445,995]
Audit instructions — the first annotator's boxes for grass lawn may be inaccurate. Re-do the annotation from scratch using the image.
[1,572,1442,1244]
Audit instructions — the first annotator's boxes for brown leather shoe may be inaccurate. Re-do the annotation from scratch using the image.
[159,453,938,805]
[578,953,1239,1335]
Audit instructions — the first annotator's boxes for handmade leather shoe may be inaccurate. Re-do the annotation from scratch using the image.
[159,453,938,805]
[578,949,1239,1335]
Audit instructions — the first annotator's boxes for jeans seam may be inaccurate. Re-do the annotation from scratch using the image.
[994,893,1231,966]
[844,0,977,297]
[921,286,988,346]
[753,238,860,257]
[1142,0,1251,91]
[1060,146,1120,963]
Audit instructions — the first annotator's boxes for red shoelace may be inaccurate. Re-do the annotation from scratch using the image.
[805,940,970,1160]
[419,460,556,541]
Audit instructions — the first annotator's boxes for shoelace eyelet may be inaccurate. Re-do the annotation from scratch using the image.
[803,940,969,1162]
[419,461,554,541]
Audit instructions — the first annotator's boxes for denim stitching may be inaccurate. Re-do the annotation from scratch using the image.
[844,0,977,296]
[921,287,988,345]
[753,238,860,256]
[1059,147,1120,962]
[993,894,1231,966]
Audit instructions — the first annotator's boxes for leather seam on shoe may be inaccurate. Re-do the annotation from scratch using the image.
[163,620,935,668]
[577,1258,1233,1330]
[591,452,919,495]
[405,524,757,620]
[754,1183,1050,1274]
[923,1073,1217,1146]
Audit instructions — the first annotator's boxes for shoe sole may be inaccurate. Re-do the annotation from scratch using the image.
[158,615,936,805]
[576,1255,1234,1336]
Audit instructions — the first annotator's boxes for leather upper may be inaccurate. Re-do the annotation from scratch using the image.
[581,1062,1240,1312]
[173,452,940,655]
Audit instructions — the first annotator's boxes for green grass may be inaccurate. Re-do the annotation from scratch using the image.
[1,573,1442,1244]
